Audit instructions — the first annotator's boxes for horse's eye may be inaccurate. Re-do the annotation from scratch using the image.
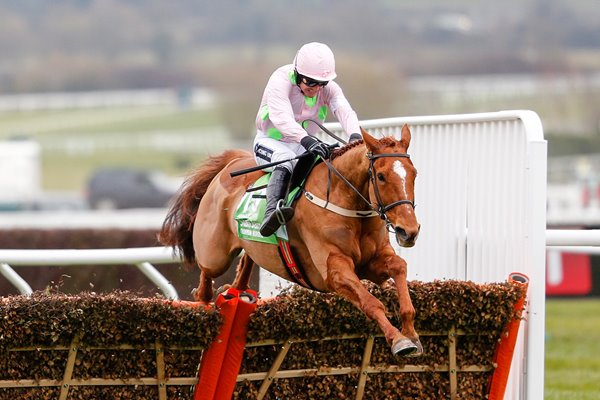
[377,172,385,182]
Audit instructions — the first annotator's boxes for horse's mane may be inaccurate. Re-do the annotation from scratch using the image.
[330,139,363,161]
[330,135,399,161]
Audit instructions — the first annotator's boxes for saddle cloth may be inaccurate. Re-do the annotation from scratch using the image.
[233,154,317,244]
[234,174,300,244]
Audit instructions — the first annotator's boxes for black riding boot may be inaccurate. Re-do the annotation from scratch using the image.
[260,167,294,237]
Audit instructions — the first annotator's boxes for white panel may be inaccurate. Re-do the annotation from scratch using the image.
[324,111,546,400]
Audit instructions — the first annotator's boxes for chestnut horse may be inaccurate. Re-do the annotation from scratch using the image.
[159,125,422,356]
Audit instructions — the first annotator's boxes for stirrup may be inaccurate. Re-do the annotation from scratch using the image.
[274,199,293,225]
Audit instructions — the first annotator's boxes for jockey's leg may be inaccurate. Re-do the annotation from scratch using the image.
[260,166,294,236]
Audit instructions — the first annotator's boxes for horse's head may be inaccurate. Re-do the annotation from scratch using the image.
[362,125,420,247]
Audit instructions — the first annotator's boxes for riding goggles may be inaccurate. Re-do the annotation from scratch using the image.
[298,74,328,87]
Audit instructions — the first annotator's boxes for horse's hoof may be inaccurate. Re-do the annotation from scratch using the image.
[404,339,424,358]
[391,338,419,356]
[216,284,231,297]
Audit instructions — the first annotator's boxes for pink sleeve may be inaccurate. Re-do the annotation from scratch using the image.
[265,71,307,142]
[326,82,361,136]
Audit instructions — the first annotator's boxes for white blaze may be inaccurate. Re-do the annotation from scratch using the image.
[393,160,409,197]
[393,160,407,179]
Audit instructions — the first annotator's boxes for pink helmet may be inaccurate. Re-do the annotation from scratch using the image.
[293,42,337,81]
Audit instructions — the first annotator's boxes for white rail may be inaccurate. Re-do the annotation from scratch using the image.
[0,247,181,299]
[546,229,600,246]
[3,230,599,300]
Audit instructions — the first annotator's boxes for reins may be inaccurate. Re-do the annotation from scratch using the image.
[316,150,415,231]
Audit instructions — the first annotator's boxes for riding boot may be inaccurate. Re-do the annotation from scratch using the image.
[260,167,294,237]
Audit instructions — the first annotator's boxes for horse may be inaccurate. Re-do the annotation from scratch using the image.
[159,124,422,356]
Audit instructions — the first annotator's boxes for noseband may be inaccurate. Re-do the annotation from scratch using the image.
[320,151,415,231]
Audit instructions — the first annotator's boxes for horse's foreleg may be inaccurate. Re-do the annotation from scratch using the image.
[231,253,255,291]
[387,256,418,337]
[326,253,416,356]
[374,253,422,356]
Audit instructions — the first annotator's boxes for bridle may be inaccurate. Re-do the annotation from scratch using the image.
[368,152,415,212]
[320,151,415,233]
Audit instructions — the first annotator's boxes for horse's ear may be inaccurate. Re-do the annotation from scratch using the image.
[361,127,378,152]
[400,124,411,150]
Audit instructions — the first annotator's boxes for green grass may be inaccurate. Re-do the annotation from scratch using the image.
[545,298,600,399]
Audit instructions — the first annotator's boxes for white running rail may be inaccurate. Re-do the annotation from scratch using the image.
[0,247,180,299]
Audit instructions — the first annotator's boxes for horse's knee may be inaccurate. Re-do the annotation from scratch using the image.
[387,257,408,278]
[361,296,387,317]
[400,304,416,321]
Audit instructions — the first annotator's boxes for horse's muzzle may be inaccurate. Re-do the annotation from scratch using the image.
[394,225,420,247]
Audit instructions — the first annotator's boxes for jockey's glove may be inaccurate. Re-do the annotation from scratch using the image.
[349,133,362,143]
[301,135,331,159]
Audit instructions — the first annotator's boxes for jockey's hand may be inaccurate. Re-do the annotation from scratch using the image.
[349,133,362,143]
[301,135,331,159]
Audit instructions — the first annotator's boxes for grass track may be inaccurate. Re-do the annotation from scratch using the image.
[545,298,600,399]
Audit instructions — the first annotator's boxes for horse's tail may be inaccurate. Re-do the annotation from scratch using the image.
[158,149,249,266]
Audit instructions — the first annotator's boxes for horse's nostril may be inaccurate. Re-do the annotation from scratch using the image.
[395,227,409,240]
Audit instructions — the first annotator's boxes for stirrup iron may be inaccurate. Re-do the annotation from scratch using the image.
[275,199,291,224]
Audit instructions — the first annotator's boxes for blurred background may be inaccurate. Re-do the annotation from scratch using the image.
[1,2,600,397]
[1,0,600,285]
[0,0,599,214]
[3,0,600,290]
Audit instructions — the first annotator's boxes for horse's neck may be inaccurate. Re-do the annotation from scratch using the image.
[309,146,370,204]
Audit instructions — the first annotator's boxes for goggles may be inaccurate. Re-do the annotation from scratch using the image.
[298,74,328,87]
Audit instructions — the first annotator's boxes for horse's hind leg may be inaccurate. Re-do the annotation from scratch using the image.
[216,253,255,295]
[231,253,255,291]
[193,269,214,304]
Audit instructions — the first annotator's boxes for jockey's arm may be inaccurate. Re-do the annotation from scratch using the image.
[327,83,361,141]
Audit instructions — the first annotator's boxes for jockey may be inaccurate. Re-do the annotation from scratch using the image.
[253,42,363,237]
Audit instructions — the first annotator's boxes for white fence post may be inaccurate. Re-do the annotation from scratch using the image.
[322,110,547,399]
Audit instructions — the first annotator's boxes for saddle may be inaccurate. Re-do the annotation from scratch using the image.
[234,154,322,290]
[233,154,319,245]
